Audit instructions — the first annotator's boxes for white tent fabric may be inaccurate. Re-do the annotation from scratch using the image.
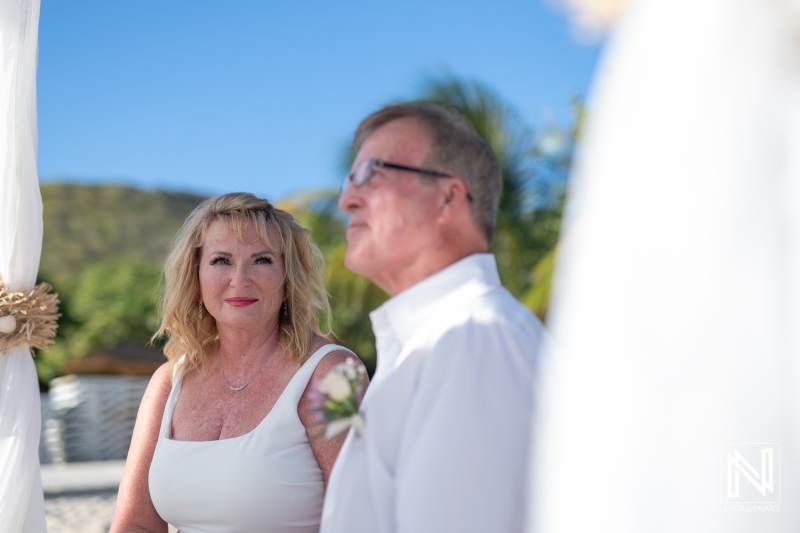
[0,0,47,531]
[530,0,800,531]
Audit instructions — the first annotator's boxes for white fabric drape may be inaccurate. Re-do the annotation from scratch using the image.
[0,0,47,531]
[531,0,800,531]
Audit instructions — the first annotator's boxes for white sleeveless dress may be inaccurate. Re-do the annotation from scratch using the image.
[149,344,349,533]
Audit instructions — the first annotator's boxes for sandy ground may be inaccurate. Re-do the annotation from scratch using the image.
[45,490,118,533]
[41,461,178,533]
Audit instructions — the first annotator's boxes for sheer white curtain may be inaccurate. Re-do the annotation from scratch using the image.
[530,0,800,531]
[0,0,47,531]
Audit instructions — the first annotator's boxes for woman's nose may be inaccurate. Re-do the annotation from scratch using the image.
[230,264,251,286]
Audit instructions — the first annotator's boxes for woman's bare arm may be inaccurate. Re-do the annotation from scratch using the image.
[110,363,172,533]
[298,349,369,488]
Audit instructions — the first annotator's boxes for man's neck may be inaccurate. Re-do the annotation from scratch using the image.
[379,246,485,297]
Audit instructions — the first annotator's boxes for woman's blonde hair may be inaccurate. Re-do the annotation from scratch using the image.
[153,192,331,375]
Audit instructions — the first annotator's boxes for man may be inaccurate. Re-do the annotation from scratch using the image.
[321,102,544,533]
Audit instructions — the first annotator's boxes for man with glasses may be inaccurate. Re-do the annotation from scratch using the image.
[321,102,544,533]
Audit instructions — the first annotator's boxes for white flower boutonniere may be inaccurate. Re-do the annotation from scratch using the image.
[311,357,367,440]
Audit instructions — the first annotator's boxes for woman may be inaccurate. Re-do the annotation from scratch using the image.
[111,193,368,533]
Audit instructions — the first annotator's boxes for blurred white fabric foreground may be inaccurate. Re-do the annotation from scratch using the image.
[0,0,47,532]
[530,0,800,531]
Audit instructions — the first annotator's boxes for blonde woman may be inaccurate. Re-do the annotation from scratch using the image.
[111,193,367,533]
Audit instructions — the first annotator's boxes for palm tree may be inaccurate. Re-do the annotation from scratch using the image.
[420,76,576,307]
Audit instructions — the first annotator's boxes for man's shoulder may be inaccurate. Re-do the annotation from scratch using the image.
[409,286,542,398]
[423,284,544,360]
[440,282,543,332]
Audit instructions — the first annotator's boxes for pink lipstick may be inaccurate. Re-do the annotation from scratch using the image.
[225,298,258,307]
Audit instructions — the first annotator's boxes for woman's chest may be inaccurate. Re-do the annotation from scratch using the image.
[171,369,295,440]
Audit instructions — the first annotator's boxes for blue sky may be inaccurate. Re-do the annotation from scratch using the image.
[37,0,601,202]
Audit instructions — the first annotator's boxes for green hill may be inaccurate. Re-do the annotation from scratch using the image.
[40,183,207,288]
[35,183,207,381]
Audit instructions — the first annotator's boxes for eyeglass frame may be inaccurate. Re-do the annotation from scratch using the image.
[340,158,473,201]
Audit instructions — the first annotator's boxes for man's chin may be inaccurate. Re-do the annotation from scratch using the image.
[343,249,365,276]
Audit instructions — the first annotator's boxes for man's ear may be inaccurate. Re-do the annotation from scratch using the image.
[437,178,470,223]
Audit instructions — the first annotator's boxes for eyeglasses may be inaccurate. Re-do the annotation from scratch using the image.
[341,159,471,200]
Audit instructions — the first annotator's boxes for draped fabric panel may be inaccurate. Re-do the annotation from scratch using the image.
[0,0,47,531]
[530,0,800,531]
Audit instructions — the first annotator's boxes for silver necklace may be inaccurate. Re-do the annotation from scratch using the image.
[218,333,279,392]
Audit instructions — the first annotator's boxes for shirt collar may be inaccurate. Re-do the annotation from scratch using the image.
[370,253,501,349]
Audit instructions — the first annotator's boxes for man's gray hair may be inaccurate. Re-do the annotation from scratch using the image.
[354,101,501,244]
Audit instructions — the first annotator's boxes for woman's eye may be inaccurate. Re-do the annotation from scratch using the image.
[255,256,273,265]
[210,257,230,265]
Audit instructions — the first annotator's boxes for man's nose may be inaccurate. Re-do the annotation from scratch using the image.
[338,181,361,213]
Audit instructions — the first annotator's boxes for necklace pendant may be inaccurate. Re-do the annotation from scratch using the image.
[218,326,280,393]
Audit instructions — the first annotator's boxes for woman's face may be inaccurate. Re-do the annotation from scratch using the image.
[198,218,285,333]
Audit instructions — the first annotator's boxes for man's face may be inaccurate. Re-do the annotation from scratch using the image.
[338,118,442,294]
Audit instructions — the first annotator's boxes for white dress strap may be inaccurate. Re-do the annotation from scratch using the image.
[280,343,354,402]
[158,356,186,439]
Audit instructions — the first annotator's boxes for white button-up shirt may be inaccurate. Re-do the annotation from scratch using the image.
[321,254,545,533]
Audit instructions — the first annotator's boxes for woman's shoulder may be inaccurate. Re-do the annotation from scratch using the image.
[131,362,174,433]
[298,339,369,414]
[308,341,368,399]
[306,337,360,375]
[146,362,174,400]
[150,362,172,386]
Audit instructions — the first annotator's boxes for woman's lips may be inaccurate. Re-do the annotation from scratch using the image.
[225,298,258,307]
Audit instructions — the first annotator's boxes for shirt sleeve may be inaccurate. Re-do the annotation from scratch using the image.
[394,315,540,533]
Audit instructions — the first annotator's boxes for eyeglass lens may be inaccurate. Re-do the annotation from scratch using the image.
[341,159,370,195]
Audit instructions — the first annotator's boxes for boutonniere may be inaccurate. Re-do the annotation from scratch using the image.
[311,357,367,440]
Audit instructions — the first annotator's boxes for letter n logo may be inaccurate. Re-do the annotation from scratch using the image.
[721,443,780,503]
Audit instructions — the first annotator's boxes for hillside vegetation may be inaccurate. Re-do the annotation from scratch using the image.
[36,183,207,381]
[40,183,206,288]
